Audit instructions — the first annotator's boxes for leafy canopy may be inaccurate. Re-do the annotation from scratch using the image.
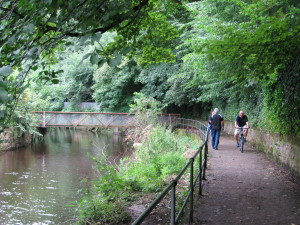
[182,0,300,134]
[0,0,185,126]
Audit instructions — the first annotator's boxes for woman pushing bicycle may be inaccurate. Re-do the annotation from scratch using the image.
[234,111,250,147]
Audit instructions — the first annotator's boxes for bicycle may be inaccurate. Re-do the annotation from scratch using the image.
[237,127,249,153]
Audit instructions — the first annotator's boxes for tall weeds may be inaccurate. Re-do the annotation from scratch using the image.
[75,95,201,224]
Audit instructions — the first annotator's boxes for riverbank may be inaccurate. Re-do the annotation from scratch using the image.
[75,125,202,224]
[0,128,31,151]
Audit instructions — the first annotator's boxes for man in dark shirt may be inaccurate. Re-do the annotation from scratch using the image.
[208,108,224,150]
[234,111,250,147]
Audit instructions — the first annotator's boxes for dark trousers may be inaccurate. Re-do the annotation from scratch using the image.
[210,129,220,149]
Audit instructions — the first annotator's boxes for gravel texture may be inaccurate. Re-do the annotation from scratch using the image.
[191,133,300,225]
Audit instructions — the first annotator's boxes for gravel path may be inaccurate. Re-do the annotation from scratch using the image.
[191,133,300,225]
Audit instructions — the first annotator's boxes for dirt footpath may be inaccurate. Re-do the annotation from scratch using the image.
[191,133,300,225]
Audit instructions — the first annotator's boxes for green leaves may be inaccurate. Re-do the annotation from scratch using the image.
[182,0,300,135]
[92,59,141,112]
[0,66,12,104]
[92,33,102,44]
[107,53,122,67]
[90,53,99,65]
[0,87,9,104]
[120,46,132,55]
[81,52,92,62]
[22,23,35,33]
[0,66,13,77]
[86,52,122,68]
[38,69,63,84]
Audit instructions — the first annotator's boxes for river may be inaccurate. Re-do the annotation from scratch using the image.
[0,128,125,224]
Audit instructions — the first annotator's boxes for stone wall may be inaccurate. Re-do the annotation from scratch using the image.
[223,121,300,177]
[0,128,31,151]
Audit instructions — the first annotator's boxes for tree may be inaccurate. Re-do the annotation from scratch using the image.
[28,45,97,111]
[92,59,143,112]
[183,0,300,134]
[0,0,184,126]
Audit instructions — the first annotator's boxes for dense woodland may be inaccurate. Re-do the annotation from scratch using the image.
[0,0,300,136]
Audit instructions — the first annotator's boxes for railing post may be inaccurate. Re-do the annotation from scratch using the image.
[43,111,46,127]
[199,147,203,195]
[171,180,177,225]
[203,137,208,180]
[189,158,194,223]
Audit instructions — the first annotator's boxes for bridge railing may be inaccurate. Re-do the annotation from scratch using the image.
[32,111,181,128]
[132,118,209,225]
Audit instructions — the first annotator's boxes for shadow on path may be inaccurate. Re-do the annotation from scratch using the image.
[191,132,300,225]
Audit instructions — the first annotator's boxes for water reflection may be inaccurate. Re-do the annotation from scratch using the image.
[0,128,125,224]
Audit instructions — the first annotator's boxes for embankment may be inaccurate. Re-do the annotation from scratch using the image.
[0,128,31,151]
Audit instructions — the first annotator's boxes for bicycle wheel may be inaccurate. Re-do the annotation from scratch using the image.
[239,136,244,153]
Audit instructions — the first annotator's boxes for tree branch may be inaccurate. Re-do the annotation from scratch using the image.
[66,0,150,37]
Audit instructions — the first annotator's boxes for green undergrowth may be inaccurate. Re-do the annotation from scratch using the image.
[76,124,201,224]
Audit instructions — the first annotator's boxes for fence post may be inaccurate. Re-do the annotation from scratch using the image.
[199,146,203,195]
[189,158,194,223]
[203,138,208,180]
[43,111,46,127]
[171,181,177,225]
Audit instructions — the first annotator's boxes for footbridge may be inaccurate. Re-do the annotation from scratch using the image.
[33,111,181,128]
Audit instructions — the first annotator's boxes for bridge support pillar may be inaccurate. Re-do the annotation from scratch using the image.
[114,128,119,134]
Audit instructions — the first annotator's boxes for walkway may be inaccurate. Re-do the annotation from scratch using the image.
[192,133,300,225]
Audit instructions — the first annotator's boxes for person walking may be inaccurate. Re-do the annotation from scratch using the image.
[208,108,224,150]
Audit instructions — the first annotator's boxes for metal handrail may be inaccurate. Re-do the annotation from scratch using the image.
[32,111,181,116]
[132,118,209,225]
[32,111,181,128]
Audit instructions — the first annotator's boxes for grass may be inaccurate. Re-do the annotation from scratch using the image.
[75,124,202,224]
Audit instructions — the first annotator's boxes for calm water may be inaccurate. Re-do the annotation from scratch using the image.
[0,128,125,224]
